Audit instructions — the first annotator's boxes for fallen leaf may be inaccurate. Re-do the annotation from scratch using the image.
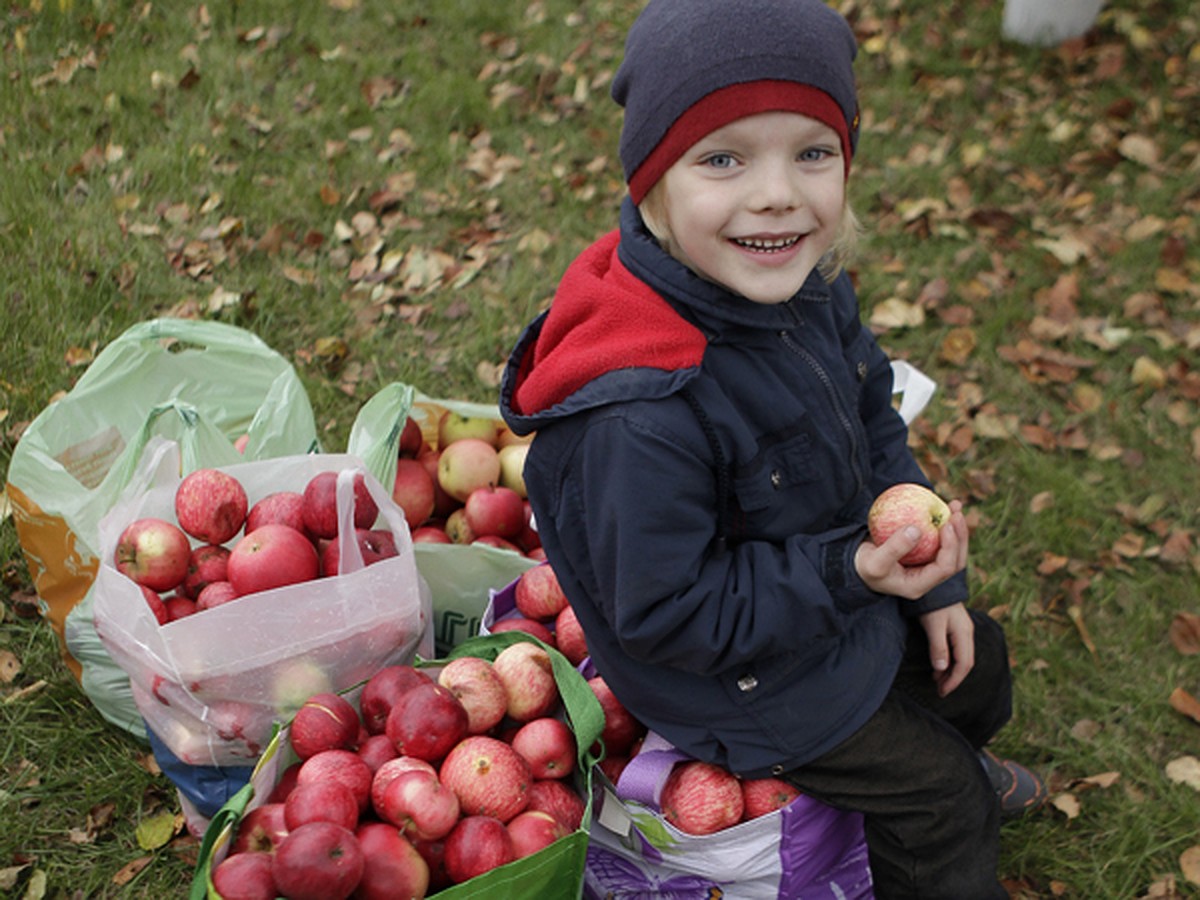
[1067,605,1098,656]
[1117,133,1161,168]
[135,811,178,851]
[0,864,29,891]
[1169,613,1200,655]
[111,856,152,886]
[1181,846,1200,886]
[0,650,19,683]
[1169,688,1200,726]
[1165,755,1200,790]
[1050,792,1081,819]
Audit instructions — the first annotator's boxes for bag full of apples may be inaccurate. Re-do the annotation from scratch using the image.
[346,383,540,654]
[91,437,432,777]
[192,630,606,899]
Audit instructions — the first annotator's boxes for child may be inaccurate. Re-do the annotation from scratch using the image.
[499,1,1046,896]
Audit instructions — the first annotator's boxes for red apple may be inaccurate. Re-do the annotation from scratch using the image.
[526,779,585,831]
[410,836,451,891]
[356,734,397,773]
[320,527,398,577]
[867,482,952,566]
[473,535,522,553]
[660,761,744,835]
[437,410,498,448]
[587,676,644,757]
[741,776,803,819]
[302,470,379,540]
[230,802,289,855]
[212,850,277,900]
[492,641,559,722]
[463,485,525,539]
[290,692,360,759]
[354,821,430,900]
[268,762,304,804]
[398,415,425,457]
[164,594,198,621]
[179,543,230,600]
[514,563,568,622]
[175,468,249,545]
[507,809,569,859]
[298,749,374,815]
[598,755,630,784]
[282,779,359,831]
[439,735,532,823]
[271,821,364,900]
[139,585,169,625]
[437,438,501,503]
[488,615,556,647]
[443,815,515,884]
[227,524,319,595]
[554,604,588,665]
[113,517,191,592]
[370,756,437,819]
[411,524,452,544]
[418,451,459,518]
[437,656,509,735]
[391,458,436,532]
[196,579,239,610]
[246,490,308,536]
[385,682,470,763]
[379,769,461,841]
[511,717,576,780]
[360,665,432,736]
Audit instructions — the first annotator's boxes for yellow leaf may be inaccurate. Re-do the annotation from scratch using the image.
[135,811,177,851]
[1182,846,1200,886]
[1117,133,1160,167]
[1165,755,1200,790]
[1050,792,1081,819]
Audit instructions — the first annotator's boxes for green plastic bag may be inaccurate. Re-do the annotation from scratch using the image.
[348,383,537,654]
[192,631,604,899]
[5,318,319,737]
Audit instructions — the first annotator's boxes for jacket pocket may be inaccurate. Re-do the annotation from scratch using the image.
[733,429,819,512]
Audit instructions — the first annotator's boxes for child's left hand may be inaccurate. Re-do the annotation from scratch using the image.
[918,602,975,696]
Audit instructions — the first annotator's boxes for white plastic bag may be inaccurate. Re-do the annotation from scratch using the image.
[92,441,431,767]
[1002,0,1104,45]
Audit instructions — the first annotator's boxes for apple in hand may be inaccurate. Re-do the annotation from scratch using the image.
[437,655,509,735]
[443,815,515,884]
[439,735,532,823]
[114,517,191,592]
[514,563,568,621]
[212,850,277,900]
[227,524,319,595]
[867,482,952,566]
[660,760,744,835]
[511,717,576,780]
[302,470,379,540]
[271,821,364,900]
[354,821,430,900]
[175,468,248,544]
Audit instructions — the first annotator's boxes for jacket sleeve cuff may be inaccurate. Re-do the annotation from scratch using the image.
[903,570,970,616]
[823,529,888,610]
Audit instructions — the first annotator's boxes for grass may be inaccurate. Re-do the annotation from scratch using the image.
[2,0,1199,896]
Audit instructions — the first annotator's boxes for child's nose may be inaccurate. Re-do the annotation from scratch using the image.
[748,158,802,213]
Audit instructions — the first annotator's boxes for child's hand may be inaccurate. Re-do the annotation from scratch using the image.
[919,602,975,696]
[854,500,968,600]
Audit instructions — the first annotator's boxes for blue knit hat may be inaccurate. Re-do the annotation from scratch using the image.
[613,0,860,202]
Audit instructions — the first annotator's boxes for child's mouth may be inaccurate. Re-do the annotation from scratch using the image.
[732,235,801,253]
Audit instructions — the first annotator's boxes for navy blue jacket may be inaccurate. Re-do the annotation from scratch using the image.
[499,200,966,777]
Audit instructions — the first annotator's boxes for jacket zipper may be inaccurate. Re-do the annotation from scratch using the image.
[778,330,865,495]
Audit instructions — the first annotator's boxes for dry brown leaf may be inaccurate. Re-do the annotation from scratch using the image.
[1181,846,1200,886]
[1050,792,1081,819]
[1067,605,1098,656]
[1169,613,1200,655]
[1118,133,1161,167]
[111,856,153,887]
[1169,688,1200,726]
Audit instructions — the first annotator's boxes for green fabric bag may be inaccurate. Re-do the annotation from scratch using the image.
[348,383,537,654]
[192,631,604,899]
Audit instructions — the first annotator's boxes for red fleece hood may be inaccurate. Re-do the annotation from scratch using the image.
[512,230,707,416]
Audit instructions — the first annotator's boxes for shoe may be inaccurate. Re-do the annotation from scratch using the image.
[980,749,1048,820]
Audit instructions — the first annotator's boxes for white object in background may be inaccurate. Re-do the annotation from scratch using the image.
[891,360,937,425]
[1002,0,1104,45]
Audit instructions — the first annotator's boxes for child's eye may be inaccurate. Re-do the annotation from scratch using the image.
[799,147,835,163]
[702,152,737,170]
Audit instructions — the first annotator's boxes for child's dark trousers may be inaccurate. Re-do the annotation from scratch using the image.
[782,609,1013,900]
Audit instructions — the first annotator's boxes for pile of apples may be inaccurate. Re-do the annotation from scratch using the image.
[210,642,600,899]
[496,565,807,840]
[390,410,543,559]
[114,466,395,625]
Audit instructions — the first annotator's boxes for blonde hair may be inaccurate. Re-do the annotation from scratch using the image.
[638,183,860,283]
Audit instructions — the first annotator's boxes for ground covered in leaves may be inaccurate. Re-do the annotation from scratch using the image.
[1,0,1198,896]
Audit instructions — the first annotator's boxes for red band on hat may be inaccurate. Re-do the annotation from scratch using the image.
[627,80,852,204]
